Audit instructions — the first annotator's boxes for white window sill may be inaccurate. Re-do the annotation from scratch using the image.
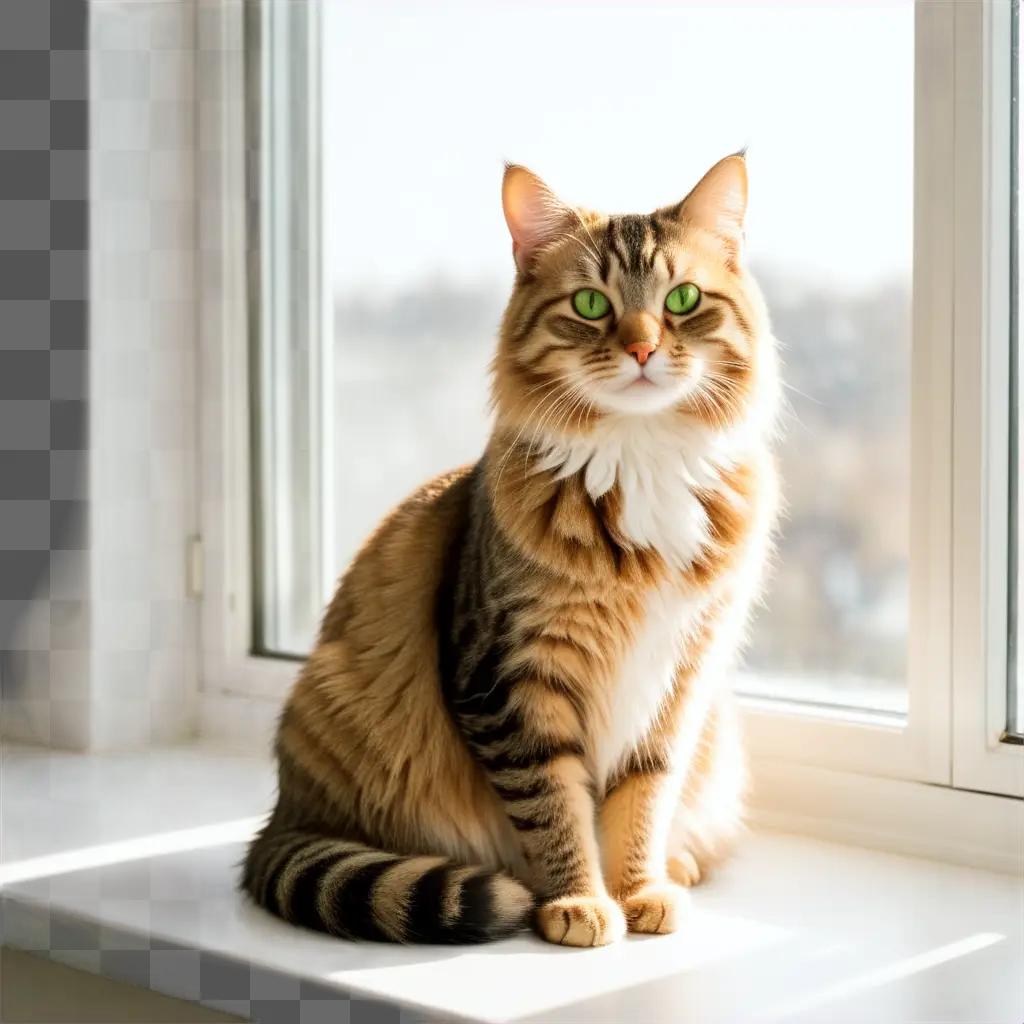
[1,743,1021,1024]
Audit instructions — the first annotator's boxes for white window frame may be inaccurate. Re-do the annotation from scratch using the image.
[748,2,1023,802]
[196,2,1023,845]
[950,0,1024,797]
[747,1,952,786]
[197,0,304,740]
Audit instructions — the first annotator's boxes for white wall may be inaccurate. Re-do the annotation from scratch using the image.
[86,0,200,749]
[1,0,202,750]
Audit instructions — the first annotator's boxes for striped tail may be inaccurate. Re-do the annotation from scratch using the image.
[242,828,534,943]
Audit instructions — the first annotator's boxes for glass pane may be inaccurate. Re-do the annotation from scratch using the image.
[321,2,913,712]
[1010,0,1023,739]
[253,0,326,656]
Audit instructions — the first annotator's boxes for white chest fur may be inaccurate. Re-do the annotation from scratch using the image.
[532,415,746,787]
[591,584,703,789]
[533,414,737,569]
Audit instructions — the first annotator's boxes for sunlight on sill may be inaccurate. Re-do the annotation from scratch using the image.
[763,932,1006,1022]
[327,926,1007,1022]
[0,816,265,886]
[329,909,789,1020]
[740,693,907,730]
[738,670,908,725]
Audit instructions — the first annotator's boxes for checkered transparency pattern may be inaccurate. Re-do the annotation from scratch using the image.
[1,0,202,750]
[0,0,91,749]
[84,0,201,750]
[0,900,444,1024]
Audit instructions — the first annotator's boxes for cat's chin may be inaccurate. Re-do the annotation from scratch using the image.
[589,377,693,417]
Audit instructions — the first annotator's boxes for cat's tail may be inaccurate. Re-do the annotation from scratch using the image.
[241,828,534,944]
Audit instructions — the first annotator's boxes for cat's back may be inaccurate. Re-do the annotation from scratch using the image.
[316,463,477,646]
[269,460,522,866]
[274,462,514,853]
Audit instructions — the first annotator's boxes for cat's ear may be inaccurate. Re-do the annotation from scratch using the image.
[502,165,574,272]
[675,152,748,243]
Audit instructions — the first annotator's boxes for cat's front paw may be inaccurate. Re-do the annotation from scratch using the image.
[620,880,689,935]
[667,848,703,887]
[535,894,626,947]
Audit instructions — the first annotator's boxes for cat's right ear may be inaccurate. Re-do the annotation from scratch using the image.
[502,165,573,273]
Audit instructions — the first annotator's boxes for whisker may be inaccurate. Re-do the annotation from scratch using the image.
[525,377,585,465]
[569,211,604,269]
[521,370,581,400]
[562,232,602,268]
[493,377,581,491]
[779,380,822,406]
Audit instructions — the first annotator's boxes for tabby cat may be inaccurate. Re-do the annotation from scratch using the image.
[243,153,779,947]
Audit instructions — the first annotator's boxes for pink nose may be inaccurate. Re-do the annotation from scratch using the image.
[624,341,656,365]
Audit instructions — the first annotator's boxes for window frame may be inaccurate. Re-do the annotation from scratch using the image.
[197,1,1024,808]
[743,0,956,786]
[950,0,1024,797]
[197,0,304,719]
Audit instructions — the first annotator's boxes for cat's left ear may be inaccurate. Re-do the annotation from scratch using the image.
[674,152,748,244]
[502,164,574,273]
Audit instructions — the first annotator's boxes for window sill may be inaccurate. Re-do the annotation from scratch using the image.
[197,686,1024,873]
[1,743,1022,1024]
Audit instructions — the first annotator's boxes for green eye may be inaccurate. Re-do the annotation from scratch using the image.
[572,288,611,320]
[665,283,701,315]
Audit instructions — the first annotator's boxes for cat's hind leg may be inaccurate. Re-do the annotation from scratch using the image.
[667,690,747,887]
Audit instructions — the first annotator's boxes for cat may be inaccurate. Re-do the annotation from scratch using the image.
[242,153,780,947]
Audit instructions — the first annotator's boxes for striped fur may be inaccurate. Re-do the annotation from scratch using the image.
[242,154,779,946]
[241,829,530,943]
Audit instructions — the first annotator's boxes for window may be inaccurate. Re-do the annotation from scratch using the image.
[323,3,915,723]
[231,1,1023,800]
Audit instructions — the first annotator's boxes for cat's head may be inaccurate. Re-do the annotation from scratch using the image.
[493,154,775,436]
